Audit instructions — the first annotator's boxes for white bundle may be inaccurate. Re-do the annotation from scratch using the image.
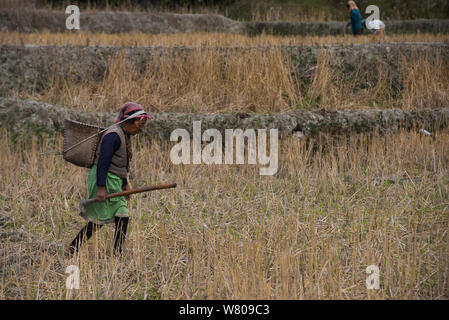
[366,19,386,30]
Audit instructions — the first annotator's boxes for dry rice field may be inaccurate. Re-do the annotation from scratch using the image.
[0,129,448,299]
[1,31,448,300]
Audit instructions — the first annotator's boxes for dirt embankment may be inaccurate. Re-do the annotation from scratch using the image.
[0,43,447,106]
[0,8,246,34]
[246,19,449,36]
[2,97,448,141]
[1,8,448,35]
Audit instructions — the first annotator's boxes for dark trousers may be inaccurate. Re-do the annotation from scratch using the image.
[353,28,364,36]
[68,216,129,256]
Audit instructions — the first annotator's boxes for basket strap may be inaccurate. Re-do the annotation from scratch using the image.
[40,110,148,156]
[62,111,147,154]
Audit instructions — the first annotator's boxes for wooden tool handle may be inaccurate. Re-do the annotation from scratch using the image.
[83,183,177,206]
[107,183,177,199]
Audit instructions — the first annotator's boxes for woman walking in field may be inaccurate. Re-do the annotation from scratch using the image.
[68,102,150,257]
[346,1,364,36]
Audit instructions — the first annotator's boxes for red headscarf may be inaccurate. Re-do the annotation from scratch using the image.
[116,102,151,124]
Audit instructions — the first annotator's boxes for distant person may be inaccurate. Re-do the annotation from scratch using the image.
[346,1,364,36]
[364,19,386,37]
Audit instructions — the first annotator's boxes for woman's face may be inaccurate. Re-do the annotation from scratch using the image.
[123,118,147,135]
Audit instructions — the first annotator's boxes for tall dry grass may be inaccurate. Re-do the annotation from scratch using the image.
[22,46,448,114]
[30,47,304,113]
[1,128,448,299]
[1,31,447,47]
[401,50,449,109]
[1,32,448,114]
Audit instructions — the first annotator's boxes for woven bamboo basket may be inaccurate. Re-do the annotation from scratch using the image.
[63,119,105,168]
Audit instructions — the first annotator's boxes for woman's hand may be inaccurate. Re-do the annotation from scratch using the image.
[123,183,131,200]
[97,186,107,202]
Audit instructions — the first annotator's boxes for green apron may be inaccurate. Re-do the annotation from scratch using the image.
[80,165,129,225]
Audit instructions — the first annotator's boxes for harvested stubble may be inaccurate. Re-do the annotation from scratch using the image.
[0,128,448,299]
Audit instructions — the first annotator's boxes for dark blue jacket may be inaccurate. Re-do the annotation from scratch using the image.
[96,132,128,187]
[349,9,363,34]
